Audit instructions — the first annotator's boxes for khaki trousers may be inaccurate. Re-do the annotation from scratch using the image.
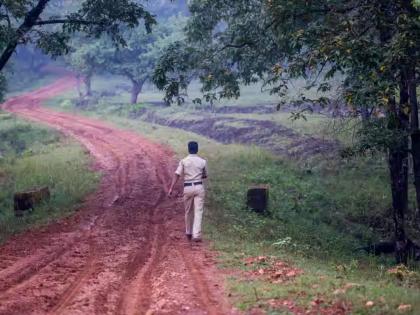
[183,185,205,239]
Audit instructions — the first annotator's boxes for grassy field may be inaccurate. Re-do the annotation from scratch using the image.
[0,112,99,243]
[43,75,420,314]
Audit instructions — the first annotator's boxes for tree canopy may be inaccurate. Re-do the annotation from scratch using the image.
[0,0,156,99]
[155,1,419,110]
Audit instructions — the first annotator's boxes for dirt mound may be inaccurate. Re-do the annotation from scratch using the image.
[201,105,277,114]
[143,111,340,159]
[0,78,234,314]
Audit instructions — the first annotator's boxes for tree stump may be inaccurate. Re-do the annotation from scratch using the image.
[247,185,269,213]
[14,187,50,217]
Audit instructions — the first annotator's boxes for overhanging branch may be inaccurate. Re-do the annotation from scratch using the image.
[34,19,99,26]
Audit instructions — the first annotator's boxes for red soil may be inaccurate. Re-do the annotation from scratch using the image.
[0,77,234,315]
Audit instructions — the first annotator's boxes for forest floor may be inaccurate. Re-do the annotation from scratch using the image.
[0,78,234,315]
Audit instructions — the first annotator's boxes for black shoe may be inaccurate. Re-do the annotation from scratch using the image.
[186,234,192,241]
[192,238,202,243]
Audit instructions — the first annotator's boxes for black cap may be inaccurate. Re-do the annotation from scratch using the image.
[188,141,198,154]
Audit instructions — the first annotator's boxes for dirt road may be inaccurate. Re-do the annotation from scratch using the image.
[0,78,232,315]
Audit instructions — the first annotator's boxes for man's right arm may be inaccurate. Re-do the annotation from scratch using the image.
[168,174,180,197]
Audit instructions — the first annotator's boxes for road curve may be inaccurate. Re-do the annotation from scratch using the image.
[0,77,232,315]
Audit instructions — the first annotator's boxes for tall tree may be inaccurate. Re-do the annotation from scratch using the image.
[66,41,105,96]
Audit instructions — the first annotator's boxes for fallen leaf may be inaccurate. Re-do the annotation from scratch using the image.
[344,282,361,290]
[286,270,298,277]
[397,304,412,313]
[333,288,346,295]
[310,298,324,306]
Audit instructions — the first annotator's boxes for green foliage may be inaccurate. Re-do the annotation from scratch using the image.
[104,15,187,94]
[356,119,409,153]
[65,39,107,92]
[154,0,419,114]
[0,0,155,57]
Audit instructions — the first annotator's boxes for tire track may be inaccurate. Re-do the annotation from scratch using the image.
[0,77,234,315]
[47,215,100,315]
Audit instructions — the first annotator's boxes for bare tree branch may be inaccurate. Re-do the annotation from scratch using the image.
[33,19,100,26]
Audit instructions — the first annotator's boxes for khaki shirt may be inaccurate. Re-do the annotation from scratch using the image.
[175,154,208,183]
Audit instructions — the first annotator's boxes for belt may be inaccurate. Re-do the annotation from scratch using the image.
[184,181,203,187]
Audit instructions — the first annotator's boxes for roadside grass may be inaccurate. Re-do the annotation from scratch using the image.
[44,80,420,314]
[0,112,99,243]
[203,146,419,314]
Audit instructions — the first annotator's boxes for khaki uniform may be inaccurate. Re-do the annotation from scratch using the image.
[175,154,208,239]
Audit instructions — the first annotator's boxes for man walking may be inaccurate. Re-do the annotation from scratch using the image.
[168,141,207,242]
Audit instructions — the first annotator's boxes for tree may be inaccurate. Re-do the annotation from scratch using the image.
[154,0,420,263]
[66,41,106,96]
[103,15,186,104]
[0,0,155,73]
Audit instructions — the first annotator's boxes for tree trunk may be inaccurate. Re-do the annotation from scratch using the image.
[401,0,420,219]
[0,0,50,72]
[130,80,143,104]
[389,142,409,264]
[407,65,420,216]
[360,106,371,121]
[76,74,83,98]
[84,74,92,96]
[411,130,420,216]
[388,77,410,264]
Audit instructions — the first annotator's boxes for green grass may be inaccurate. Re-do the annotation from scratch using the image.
[0,112,100,243]
[203,146,419,314]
